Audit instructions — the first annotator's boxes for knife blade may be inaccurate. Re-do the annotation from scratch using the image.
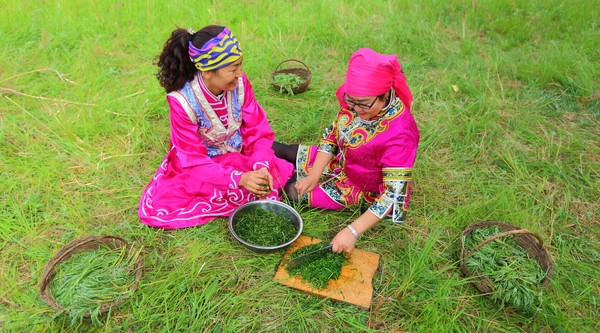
[286,244,333,268]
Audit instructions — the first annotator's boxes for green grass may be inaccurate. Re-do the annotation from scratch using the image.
[1,0,598,332]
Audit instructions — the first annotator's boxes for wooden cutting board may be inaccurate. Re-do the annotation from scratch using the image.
[273,235,380,310]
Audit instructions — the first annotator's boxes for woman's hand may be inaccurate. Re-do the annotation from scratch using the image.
[240,169,272,198]
[256,167,275,198]
[294,174,319,198]
[331,227,358,253]
[256,167,274,195]
[293,151,333,199]
[330,211,382,253]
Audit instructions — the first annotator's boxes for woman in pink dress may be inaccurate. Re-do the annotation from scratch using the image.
[273,48,420,253]
[139,25,294,229]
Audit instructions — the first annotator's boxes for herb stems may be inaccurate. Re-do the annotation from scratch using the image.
[285,242,349,289]
[50,244,141,325]
[234,208,298,247]
[463,226,547,312]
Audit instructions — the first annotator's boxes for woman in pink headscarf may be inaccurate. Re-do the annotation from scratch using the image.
[273,48,419,253]
[139,25,294,229]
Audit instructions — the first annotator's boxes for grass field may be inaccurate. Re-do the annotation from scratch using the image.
[1,0,598,332]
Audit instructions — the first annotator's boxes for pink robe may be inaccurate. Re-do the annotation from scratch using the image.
[297,92,419,222]
[139,74,294,229]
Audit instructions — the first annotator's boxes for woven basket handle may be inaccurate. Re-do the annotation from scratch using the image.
[274,59,310,72]
[464,228,544,259]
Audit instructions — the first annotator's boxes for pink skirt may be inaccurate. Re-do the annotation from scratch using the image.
[139,149,294,229]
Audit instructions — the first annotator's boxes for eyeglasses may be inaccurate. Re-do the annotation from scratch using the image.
[343,93,378,111]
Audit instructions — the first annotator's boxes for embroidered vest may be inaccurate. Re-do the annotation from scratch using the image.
[168,76,245,157]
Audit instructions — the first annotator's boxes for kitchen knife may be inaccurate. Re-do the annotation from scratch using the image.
[286,244,333,268]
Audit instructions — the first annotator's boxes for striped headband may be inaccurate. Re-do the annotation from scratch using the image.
[188,27,243,71]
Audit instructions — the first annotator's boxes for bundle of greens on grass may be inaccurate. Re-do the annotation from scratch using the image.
[50,244,142,325]
[463,226,548,312]
[234,208,297,246]
[273,73,304,95]
[285,242,349,289]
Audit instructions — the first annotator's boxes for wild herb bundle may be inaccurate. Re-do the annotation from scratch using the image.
[50,244,141,325]
[273,73,304,95]
[463,226,547,312]
[285,242,349,289]
[234,208,297,246]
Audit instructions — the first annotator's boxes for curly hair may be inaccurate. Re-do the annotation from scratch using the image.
[155,25,225,93]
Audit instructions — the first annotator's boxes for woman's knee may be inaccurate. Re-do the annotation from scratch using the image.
[284,180,299,201]
[272,142,299,164]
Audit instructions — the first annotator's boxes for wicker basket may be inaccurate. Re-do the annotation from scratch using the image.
[271,59,312,94]
[457,221,553,293]
[40,235,143,315]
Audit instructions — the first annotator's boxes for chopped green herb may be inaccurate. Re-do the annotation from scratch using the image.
[50,244,141,325]
[273,73,304,95]
[234,208,297,247]
[285,242,349,289]
[463,226,547,312]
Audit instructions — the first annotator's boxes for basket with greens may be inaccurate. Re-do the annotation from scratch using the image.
[271,59,312,95]
[40,235,143,325]
[457,221,553,312]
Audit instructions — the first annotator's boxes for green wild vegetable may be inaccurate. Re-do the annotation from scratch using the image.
[234,208,297,246]
[273,73,304,95]
[50,244,141,326]
[463,226,548,313]
[285,242,349,289]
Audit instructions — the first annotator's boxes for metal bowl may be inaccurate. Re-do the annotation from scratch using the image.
[228,200,303,251]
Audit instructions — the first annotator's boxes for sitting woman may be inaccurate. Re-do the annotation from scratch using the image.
[274,48,420,252]
[139,25,294,229]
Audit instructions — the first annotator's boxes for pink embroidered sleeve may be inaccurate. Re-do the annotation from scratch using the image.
[317,110,342,155]
[168,96,242,189]
[238,75,276,170]
[370,112,420,222]
[379,112,419,169]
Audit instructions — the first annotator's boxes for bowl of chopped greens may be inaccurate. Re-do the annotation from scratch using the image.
[228,200,303,251]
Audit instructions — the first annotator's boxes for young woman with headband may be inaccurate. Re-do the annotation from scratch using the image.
[139,25,294,229]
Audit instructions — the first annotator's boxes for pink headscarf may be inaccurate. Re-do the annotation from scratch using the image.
[336,48,413,110]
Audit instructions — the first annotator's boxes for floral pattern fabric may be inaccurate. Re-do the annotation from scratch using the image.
[297,97,419,222]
